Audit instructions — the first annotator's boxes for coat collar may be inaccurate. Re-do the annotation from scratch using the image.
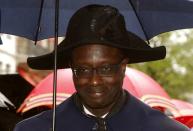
[56,91,145,131]
[72,90,128,118]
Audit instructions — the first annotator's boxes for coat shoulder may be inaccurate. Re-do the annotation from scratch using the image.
[13,110,52,131]
[142,109,190,131]
[13,96,74,131]
[119,93,190,131]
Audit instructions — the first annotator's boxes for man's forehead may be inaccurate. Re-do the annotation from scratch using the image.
[71,44,124,63]
[72,44,123,57]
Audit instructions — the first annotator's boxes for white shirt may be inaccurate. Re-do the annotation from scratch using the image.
[83,105,108,118]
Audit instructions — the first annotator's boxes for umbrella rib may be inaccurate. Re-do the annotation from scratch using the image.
[34,0,45,45]
[128,0,150,44]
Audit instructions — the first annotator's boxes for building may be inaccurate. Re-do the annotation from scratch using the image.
[0,34,62,74]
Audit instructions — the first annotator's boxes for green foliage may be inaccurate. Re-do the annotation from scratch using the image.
[129,29,193,101]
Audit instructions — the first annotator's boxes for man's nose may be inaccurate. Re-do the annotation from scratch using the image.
[90,70,102,86]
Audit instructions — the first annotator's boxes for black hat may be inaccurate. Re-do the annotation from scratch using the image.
[27,4,166,70]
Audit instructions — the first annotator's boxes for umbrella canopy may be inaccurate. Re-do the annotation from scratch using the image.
[17,69,75,113]
[18,67,171,113]
[139,97,193,127]
[124,68,170,98]
[172,99,193,116]
[124,68,179,113]
[1,0,193,41]
[171,99,193,128]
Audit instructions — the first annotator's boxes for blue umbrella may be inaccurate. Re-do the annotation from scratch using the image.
[0,0,193,41]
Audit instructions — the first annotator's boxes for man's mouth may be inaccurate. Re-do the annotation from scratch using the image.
[88,87,106,97]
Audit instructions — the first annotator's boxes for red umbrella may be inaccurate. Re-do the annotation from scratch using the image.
[124,68,170,98]
[124,68,177,113]
[17,69,75,113]
[18,67,171,113]
[171,99,193,128]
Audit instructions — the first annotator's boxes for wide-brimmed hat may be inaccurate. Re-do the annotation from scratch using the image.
[27,4,166,70]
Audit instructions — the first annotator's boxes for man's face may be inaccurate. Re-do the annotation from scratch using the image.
[71,44,127,110]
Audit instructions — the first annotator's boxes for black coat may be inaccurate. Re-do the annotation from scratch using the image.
[14,92,189,131]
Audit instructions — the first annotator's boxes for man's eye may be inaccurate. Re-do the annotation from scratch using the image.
[101,66,112,72]
[77,68,90,73]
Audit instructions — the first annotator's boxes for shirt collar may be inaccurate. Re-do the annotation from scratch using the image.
[83,105,108,118]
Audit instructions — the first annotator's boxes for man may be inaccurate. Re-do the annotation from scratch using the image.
[14,5,189,131]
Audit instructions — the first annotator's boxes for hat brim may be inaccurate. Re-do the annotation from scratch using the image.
[27,32,166,70]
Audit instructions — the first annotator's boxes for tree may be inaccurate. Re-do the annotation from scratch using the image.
[130,29,193,100]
